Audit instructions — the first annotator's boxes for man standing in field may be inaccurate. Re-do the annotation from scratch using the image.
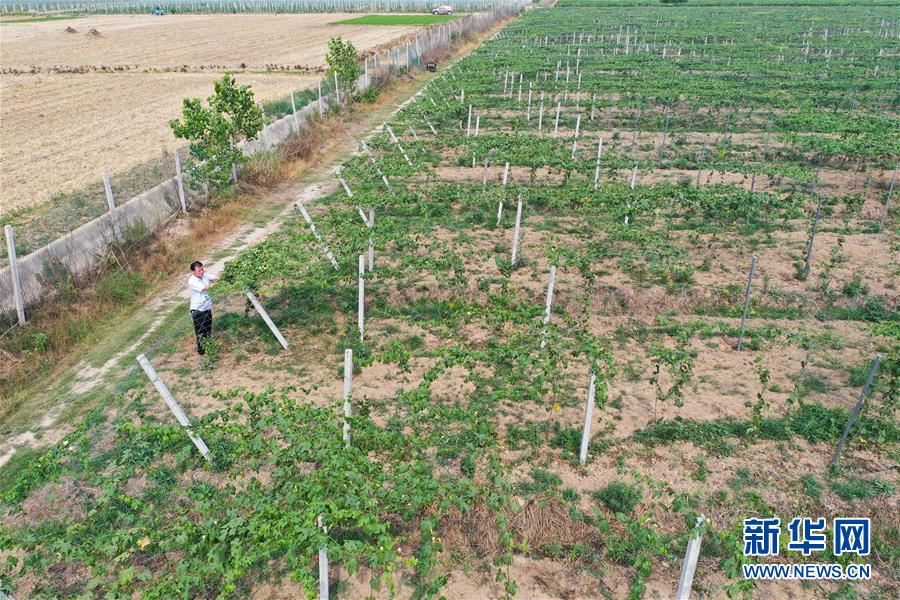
[188,261,215,355]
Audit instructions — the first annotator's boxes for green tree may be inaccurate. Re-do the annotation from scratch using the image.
[169,73,264,190]
[325,36,362,94]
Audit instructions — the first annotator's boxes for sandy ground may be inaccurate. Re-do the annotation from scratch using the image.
[0,14,420,214]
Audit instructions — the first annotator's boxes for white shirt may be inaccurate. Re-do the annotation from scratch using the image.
[188,273,213,312]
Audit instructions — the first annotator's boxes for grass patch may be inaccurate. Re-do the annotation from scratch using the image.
[831,477,894,502]
[331,14,458,26]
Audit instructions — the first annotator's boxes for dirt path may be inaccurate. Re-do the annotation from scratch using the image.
[0,24,506,469]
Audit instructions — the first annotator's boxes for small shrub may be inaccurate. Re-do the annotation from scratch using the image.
[842,273,870,298]
[593,480,643,514]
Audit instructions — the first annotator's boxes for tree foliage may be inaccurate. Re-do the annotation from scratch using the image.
[325,36,363,93]
[170,73,264,190]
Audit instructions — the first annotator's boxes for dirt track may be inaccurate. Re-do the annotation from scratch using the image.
[0,14,419,214]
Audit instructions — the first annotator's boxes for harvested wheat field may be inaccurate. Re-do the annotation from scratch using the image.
[0,14,420,214]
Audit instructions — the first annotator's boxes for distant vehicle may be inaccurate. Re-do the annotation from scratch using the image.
[426,60,437,72]
[152,6,165,15]
[432,6,453,15]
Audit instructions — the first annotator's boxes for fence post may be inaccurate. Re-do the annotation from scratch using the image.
[318,80,324,117]
[246,292,289,350]
[102,171,121,239]
[4,225,26,325]
[136,354,210,461]
[579,371,596,465]
[830,354,882,468]
[290,91,300,132]
[676,516,708,600]
[736,256,757,351]
[343,348,353,446]
[174,146,188,213]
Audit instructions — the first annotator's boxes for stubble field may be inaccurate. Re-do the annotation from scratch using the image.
[0,13,420,214]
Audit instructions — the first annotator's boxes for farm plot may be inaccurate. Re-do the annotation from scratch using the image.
[1,3,898,599]
[0,13,421,214]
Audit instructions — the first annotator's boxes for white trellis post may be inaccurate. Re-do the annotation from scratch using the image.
[174,146,187,213]
[571,114,581,158]
[136,354,210,461]
[358,255,365,341]
[578,370,596,465]
[4,225,26,325]
[630,165,638,189]
[553,102,561,137]
[502,162,510,186]
[318,515,329,600]
[676,517,708,600]
[295,202,339,269]
[466,104,473,137]
[526,87,533,121]
[246,292,289,350]
[474,115,480,137]
[343,348,353,445]
[385,125,412,165]
[538,101,544,131]
[334,72,340,105]
[593,138,604,189]
[540,265,557,349]
[511,195,523,265]
[367,207,375,271]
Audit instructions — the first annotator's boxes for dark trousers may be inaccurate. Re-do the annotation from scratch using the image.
[191,309,212,354]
